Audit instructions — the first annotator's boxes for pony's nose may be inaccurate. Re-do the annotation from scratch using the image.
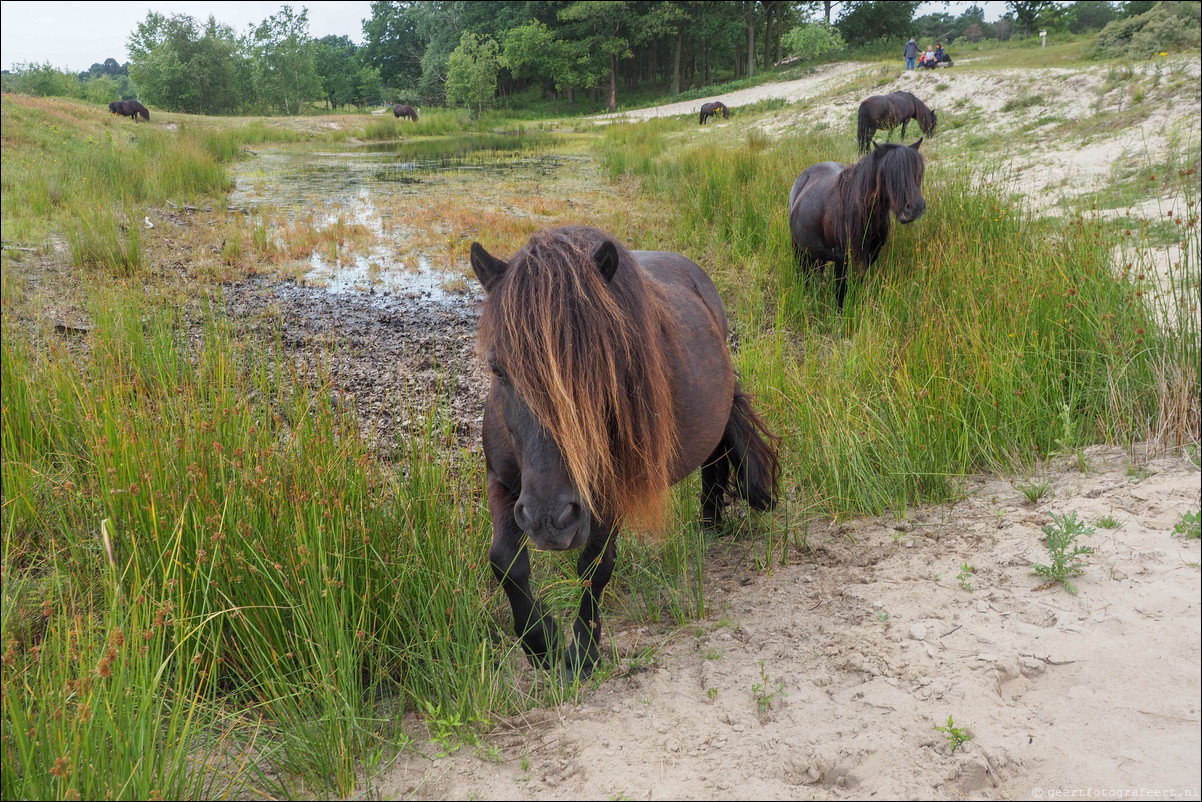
[903,199,926,221]
[514,497,585,537]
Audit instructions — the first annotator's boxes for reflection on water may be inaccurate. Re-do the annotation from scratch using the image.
[229,132,571,301]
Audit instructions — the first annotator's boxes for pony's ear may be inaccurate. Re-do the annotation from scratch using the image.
[592,240,620,284]
[910,138,923,151]
[470,242,508,292]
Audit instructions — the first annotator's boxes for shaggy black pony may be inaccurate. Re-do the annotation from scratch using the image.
[108,100,149,122]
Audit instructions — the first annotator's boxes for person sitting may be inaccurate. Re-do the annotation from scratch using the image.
[919,46,937,69]
[934,42,951,66]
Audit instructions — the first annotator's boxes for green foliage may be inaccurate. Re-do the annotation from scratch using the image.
[957,562,975,591]
[781,23,848,60]
[314,35,381,110]
[1085,1,1202,58]
[128,12,244,114]
[1033,512,1096,593]
[1066,1,1121,33]
[838,1,923,46]
[1,62,86,99]
[1172,511,1201,539]
[444,32,505,116]
[248,5,322,115]
[752,660,787,711]
[1018,479,1053,503]
[935,715,973,752]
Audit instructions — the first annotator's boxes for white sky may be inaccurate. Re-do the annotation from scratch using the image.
[1,1,1010,74]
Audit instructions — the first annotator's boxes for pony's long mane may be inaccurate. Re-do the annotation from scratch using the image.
[835,143,924,259]
[910,94,937,135]
[478,226,681,529]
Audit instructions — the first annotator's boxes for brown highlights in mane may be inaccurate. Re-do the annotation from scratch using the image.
[477,226,681,530]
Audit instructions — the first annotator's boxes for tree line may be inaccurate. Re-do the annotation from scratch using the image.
[0,1,1176,116]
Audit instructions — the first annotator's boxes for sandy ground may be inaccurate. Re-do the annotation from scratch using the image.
[381,447,1200,800]
[367,60,1202,801]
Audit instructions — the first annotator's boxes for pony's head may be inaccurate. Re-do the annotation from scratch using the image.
[917,104,937,136]
[871,140,926,223]
[472,227,679,549]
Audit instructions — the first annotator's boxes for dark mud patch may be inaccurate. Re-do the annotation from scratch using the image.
[224,276,489,460]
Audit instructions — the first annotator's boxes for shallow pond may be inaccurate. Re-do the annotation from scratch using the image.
[229,131,588,300]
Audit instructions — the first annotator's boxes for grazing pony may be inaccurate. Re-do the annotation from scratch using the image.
[699,101,730,124]
[108,99,149,122]
[471,225,780,677]
[856,91,935,152]
[393,103,419,121]
[787,140,926,308]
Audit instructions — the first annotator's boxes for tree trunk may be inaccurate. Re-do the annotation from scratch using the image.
[764,1,775,72]
[746,1,756,78]
[607,53,617,112]
[775,2,784,64]
[672,22,682,95]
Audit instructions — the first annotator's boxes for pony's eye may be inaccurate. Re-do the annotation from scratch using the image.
[489,361,507,381]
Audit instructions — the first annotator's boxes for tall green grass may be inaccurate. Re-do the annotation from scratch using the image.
[598,121,1199,516]
[0,282,552,797]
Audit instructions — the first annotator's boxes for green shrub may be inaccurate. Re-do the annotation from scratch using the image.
[1085,1,1202,59]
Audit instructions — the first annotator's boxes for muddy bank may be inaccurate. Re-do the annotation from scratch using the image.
[224,276,489,457]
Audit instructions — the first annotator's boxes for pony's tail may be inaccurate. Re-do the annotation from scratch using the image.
[856,106,872,153]
[702,386,781,524]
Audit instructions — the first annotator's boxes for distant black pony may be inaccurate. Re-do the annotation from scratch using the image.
[699,101,730,125]
[787,140,927,308]
[108,100,149,122]
[856,91,934,153]
[393,103,419,121]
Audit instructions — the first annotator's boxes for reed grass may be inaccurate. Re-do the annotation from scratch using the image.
[598,120,1199,516]
[0,279,553,797]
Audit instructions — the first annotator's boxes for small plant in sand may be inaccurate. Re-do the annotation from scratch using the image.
[1094,513,1124,529]
[1032,511,1096,594]
[957,562,975,591]
[752,660,786,712]
[1172,511,1200,539]
[1017,477,1052,504]
[935,715,973,753]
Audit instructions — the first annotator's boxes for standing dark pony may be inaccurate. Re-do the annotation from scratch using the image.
[393,103,419,121]
[108,100,149,122]
[788,140,926,308]
[699,101,730,124]
[856,91,934,152]
[471,225,780,678]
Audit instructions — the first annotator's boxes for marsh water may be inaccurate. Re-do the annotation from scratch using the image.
[229,130,583,301]
[224,128,602,449]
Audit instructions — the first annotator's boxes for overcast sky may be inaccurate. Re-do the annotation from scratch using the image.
[1,1,1010,74]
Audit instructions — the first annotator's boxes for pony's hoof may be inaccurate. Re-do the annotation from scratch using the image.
[564,642,599,681]
[525,650,555,671]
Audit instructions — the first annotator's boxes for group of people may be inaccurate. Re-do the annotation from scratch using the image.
[904,37,951,70]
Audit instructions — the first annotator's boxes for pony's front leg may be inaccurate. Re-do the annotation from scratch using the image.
[488,490,560,668]
[566,521,617,679]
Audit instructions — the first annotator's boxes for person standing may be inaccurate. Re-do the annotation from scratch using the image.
[904,37,919,70]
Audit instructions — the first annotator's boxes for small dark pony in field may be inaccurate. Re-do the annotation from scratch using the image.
[699,101,730,124]
[108,99,149,122]
[856,91,935,152]
[788,140,927,308]
[471,225,780,678]
[393,103,418,121]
